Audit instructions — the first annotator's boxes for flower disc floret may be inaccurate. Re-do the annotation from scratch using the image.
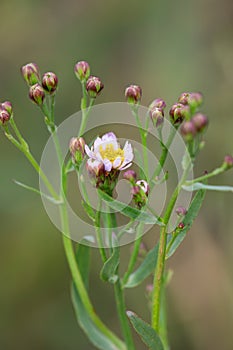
[85,132,134,173]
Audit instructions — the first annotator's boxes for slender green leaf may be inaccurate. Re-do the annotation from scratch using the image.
[98,190,164,225]
[127,311,164,350]
[100,235,120,283]
[71,243,121,350]
[166,189,206,259]
[14,179,62,204]
[124,244,159,288]
[183,182,233,192]
[82,200,96,221]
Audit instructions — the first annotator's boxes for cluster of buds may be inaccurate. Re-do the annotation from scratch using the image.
[21,63,58,106]
[125,84,142,104]
[178,92,203,110]
[69,137,86,167]
[123,170,149,208]
[0,101,13,125]
[148,98,166,128]
[180,113,208,141]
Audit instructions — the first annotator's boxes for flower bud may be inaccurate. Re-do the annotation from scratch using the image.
[69,137,85,164]
[175,206,187,216]
[192,113,208,132]
[178,92,203,108]
[131,185,141,196]
[149,98,166,110]
[74,61,90,82]
[29,83,45,105]
[42,72,58,94]
[169,103,189,125]
[180,121,197,141]
[149,107,164,128]
[21,63,40,86]
[177,222,185,230]
[86,158,104,177]
[1,101,13,116]
[146,284,153,294]
[0,105,11,124]
[123,170,137,182]
[125,84,142,104]
[136,180,149,196]
[86,76,104,98]
[223,155,233,169]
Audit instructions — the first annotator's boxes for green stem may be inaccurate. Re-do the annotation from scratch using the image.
[185,166,225,185]
[114,279,135,350]
[79,84,95,137]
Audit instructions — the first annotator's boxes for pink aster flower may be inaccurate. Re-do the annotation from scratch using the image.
[85,132,134,173]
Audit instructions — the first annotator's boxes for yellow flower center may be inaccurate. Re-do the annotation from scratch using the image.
[99,143,124,163]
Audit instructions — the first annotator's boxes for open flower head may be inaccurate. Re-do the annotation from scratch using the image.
[85,132,134,173]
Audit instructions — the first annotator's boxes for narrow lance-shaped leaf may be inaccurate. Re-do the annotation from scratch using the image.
[127,311,164,350]
[183,182,233,192]
[71,241,122,350]
[124,244,159,288]
[98,189,164,225]
[166,189,206,259]
[100,235,120,284]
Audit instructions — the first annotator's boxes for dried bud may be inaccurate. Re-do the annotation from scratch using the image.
[149,98,166,110]
[86,76,104,98]
[136,180,150,196]
[223,155,233,169]
[42,72,58,94]
[180,121,197,141]
[169,103,189,125]
[0,105,11,124]
[69,137,85,164]
[29,83,45,105]
[1,101,13,116]
[123,170,137,182]
[177,222,185,230]
[192,113,208,132]
[125,85,142,104]
[175,206,187,216]
[74,61,90,82]
[149,107,164,128]
[21,63,40,86]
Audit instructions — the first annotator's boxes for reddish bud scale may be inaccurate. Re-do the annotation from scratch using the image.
[21,63,40,86]
[175,206,187,216]
[180,121,197,141]
[86,76,104,98]
[177,222,185,230]
[74,61,90,82]
[192,113,208,132]
[223,155,233,169]
[0,105,11,124]
[42,72,58,94]
[149,98,166,110]
[149,107,164,128]
[29,84,45,105]
[125,85,142,103]
[123,170,137,182]
[169,103,189,125]
[69,137,86,164]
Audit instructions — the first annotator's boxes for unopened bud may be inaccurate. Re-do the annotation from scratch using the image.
[29,84,45,105]
[86,76,104,98]
[180,121,197,141]
[149,98,166,110]
[223,155,233,169]
[21,63,40,86]
[136,180,149,196]
[146,284,153,295]
[86,158,104,177]
[177,222,185,230]
[149,107,164,128]
[125,84,142,104]
[192,113,208,132]
[178,92,203,108]
[0,105,11,124]
[175,206,187,216]
[69,137,85,164]
[42,72,58,94]
[123,170,137,182]
[74,61,90,82]
[169,103,189,125]
[131,185,141,196]
[1,101,13,116]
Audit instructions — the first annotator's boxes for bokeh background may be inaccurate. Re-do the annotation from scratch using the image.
[1,0,233,349]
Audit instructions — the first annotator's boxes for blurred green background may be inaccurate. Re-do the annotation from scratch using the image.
[1,0,233,349]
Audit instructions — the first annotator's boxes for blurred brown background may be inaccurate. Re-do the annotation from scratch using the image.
[0,0,233,349]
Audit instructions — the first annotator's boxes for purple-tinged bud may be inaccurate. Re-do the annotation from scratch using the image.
[136,180,150,196]
[131,185,141,196]
[175,206,187,216]
[169,103,189,125]
[21,63,40,86]
[0,105,11,124]
[180,121,197,141]
[149,107,164,128]
[86,76,104,98]
[1,101,13,116]
[123,170,137,182]
[178,92,191,105]
[178,92,203,108]
[146,284,153,294]
[29,83,45,105]
[192,113,208,132]
[223,155,233,169]
[190,92,203,107]
[149,98,166,110]
[125,84,142,104]
[69,137,86,164]
[177,222,185,230]
[86,158,104,177]
[74,61,90,82]
[42,72,58,94]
